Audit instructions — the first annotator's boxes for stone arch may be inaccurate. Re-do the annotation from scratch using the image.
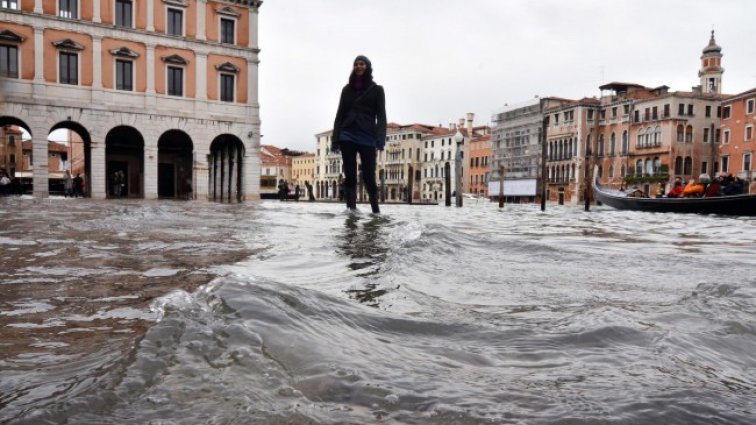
[0,116,33,193]
[209,134,244,203]
[157,129,194,199]
[49,120,92,196]
[105,125,145,198]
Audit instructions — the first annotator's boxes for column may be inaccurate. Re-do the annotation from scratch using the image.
[31,132,49,198]
[92,35,103,91]
[93,0,101,23]
[196,52,207,101]
[90,139,106,199]
[144,145,158,199]
[32,27,46,98]
[145,43,156,109]
[247,58,259,107]
[194,151,209,200]
[197,0,206,41]
[34,0,42,14]
[244,145,261,200]
[33,27,44,82]
[147,0,155,32]
[248,7,258,49]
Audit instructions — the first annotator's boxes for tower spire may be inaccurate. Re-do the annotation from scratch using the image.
[699,30,723,94]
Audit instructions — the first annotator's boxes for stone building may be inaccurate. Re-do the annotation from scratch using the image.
[719,87,755,183]
[492,97,571,203]
[0,0,262,200]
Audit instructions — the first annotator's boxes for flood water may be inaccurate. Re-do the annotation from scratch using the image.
[1,197,755,424]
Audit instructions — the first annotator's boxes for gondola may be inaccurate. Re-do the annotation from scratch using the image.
[592,173,756,216]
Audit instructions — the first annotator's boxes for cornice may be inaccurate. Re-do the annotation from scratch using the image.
[109,46,140,58]
[0,28,25,43]
[215,61,240,73]
[162,54,189,65]
[216,6,241,17]
[52,38,85,51]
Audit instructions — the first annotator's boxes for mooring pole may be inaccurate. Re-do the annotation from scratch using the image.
[498,165,504,208]
[541,114,549,211]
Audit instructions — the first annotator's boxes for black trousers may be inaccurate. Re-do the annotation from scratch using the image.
[340,141,378,199]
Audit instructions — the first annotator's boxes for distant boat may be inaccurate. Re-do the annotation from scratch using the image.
[593,175,756,217]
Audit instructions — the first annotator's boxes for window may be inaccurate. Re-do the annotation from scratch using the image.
[705,105,711,117]
[609,133,616,155]
[748,99,755,115]
[723,129,730,144]
[634,110,639,122]
[59,52,78,85]
[703,128,710,143]
[221,18,235,44]
[721,155,729,173]
[744,153,752,172]
[115,0,133,27]
[621,131,628,154]
[116,59,133,90]
[687,104,694,115]
[0,44,18,78]
[167,66,183,96]
[678,104,685,116]
[722,106,731,119]
[167,8,183,36]
[1,0,19,9]
[663,104,670,118]
[220,74,234,102]
[701,161,708,175]
[59,0,77,18]
[747,125,753,141]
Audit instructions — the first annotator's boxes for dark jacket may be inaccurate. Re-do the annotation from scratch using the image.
[332,83,387,151]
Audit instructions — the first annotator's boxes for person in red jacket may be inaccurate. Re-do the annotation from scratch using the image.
[667,181,684,198]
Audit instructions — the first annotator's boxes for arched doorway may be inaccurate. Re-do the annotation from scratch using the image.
[209,134,244,202]
[157,130,193,199]
[49,121,92,197]
[105,126,144,198]
[0,117,33,194]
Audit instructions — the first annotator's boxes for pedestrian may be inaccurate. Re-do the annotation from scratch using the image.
[63,170,73,197]
[305,181,315,202]
[331,55,387,213]
[294,184,301,201]
[0,173,10,196]
[73,173,83,197]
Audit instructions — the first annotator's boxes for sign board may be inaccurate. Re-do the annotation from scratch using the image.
[488,179,537,196]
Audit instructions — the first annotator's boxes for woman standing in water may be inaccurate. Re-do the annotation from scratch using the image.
[332,55,387,213]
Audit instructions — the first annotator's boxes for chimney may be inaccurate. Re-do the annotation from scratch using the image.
[458,118,465,128]
[466,113,474,133]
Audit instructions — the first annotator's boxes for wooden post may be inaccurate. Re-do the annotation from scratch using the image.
[380,169,386,203]
[540,114,549,211]
[407,165,413,204]
[498,165,504,208]
[444,162,451,206]
[455,151,463,207]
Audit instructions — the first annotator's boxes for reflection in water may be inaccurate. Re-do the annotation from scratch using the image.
[337,214,392,306]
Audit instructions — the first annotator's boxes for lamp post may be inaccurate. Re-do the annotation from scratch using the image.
[454,130,464,207]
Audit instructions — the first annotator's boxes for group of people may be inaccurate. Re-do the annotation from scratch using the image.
[63,170,85,198]
[667,173,748,198]
[277,179,300,201]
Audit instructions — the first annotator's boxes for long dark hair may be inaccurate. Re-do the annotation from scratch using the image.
[348,68,374,89]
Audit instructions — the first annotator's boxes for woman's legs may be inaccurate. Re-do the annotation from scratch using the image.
[357,144,379,213]
[340,142,358,210]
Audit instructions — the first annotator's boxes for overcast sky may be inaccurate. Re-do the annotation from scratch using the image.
[259,0,756,152]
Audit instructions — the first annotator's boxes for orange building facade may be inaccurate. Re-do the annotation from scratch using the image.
[0,0,262,200]
[719,87,755,185]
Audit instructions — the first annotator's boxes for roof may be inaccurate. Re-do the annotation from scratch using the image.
[599,82,647,92]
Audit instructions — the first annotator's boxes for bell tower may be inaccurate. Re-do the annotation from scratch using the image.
[698,30,723,95]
